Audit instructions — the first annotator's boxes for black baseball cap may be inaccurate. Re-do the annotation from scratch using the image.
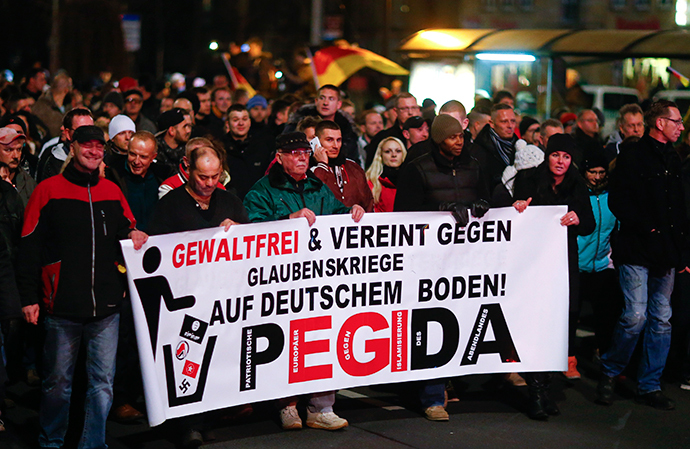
[72,126,105,144]
[157,108,187,131]
[403,116,426,130]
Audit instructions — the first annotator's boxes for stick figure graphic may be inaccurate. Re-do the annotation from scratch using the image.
[134,247,196,359]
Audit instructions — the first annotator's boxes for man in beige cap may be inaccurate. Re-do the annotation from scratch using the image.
[0,127,36,206]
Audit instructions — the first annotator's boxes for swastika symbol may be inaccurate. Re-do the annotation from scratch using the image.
[179,379,191,394]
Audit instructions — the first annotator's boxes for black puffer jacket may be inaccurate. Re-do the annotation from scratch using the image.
[609,134,687,269]
[394,141,489,212]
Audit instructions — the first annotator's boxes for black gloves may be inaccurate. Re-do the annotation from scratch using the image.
[471,199,490,219]
[440,200,491,226]
[439,202,469,227]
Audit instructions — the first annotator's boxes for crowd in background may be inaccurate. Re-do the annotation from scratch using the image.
[0,63,689,448]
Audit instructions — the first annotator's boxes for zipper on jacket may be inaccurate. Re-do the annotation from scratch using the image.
[101,210,107,236]
[592,195,602,272]
[88,183,97,317]
[279,198,294,215]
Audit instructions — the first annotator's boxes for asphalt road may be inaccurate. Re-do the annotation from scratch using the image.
[3,344,690,449]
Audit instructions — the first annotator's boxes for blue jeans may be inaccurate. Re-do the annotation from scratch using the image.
[419,380,445,408]
[39,313,119,449]
[601,265,673,394]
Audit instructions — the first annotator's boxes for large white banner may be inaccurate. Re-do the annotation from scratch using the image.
[121,206,569,426]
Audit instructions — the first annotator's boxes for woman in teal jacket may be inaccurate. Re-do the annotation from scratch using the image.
[577,155,623,358]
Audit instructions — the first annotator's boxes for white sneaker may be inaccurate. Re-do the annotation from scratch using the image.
[306,411,348,430]
[280,405,302,430]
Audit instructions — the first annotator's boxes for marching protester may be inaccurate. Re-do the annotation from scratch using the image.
[312,120,374,212]
[0,127,35,206]
[148,144,248,447]
[512,133,595,419]
[243,132,364,431]
[223,104,274,200]
[596,100,688,410]
[283,84,360,163]
[395,114,490,421]
[16,125,147,448]
[577,154,622,360]
[365,136,407,212]
[36,107,94,182]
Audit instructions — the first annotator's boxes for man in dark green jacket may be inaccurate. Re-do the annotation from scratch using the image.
[244,132,364,224]
[243,131,363,431]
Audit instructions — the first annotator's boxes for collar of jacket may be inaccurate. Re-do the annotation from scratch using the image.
[63,160,100,187]
[225,132,253,154]
[267,162,323,192]
[430,140,472,169]
[643,133,674,154]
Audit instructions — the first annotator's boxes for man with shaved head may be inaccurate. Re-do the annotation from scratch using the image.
[468,103,518,192]
[404,100,472,165]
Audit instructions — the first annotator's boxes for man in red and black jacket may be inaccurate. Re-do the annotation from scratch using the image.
[16,125,147,448]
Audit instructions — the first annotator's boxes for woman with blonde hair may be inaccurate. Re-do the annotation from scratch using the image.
[366,136,406,212]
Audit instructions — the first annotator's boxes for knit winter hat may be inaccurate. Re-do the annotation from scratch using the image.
[501,139,544,195]
[108,114,136,139]
[247,95,268,110]
[431,114,463,144]
[519,116,539,137]
[102,91,124,110]
[545,133,577,158]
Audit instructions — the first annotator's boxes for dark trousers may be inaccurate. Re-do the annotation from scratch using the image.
[579,269,624,355]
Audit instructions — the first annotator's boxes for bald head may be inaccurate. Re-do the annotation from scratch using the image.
[439,100,468,130]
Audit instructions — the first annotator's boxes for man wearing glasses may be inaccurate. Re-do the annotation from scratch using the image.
[573,109,604,168]
[123,89,157,134]
[243,131,363,430]
[596,100,688,410]
[365,92,421,168]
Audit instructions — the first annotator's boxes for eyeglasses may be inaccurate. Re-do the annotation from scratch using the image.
[397,106,420,112]
[282,149,312,157]
[661,116,684,126]
[126,98,142,104]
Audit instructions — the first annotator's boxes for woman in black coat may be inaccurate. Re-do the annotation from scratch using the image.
[512,133,595,420]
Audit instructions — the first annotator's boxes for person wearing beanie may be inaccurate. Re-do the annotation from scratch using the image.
[105,114,136,167]
[247,95,269,127]
[519,116,540,145]
[394,114,491,423]
[576,153,622,381]
[102,91,124,118]
[512,129,595,420]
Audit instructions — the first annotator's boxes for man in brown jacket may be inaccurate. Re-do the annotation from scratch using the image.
[312,120,374,212]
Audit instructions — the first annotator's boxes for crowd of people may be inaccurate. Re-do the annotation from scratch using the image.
[0,67,689,448]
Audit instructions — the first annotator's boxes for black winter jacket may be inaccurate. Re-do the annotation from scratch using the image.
[468,124,517,194]
[394,142,489,212]
[608,134,687,269]
[17,163,136,319]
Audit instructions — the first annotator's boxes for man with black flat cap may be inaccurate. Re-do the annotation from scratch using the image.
[155,108,192,178]
[17,125,148,449]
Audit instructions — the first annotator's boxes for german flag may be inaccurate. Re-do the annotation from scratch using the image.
[313,45,409,88]
[221,53,257,97]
